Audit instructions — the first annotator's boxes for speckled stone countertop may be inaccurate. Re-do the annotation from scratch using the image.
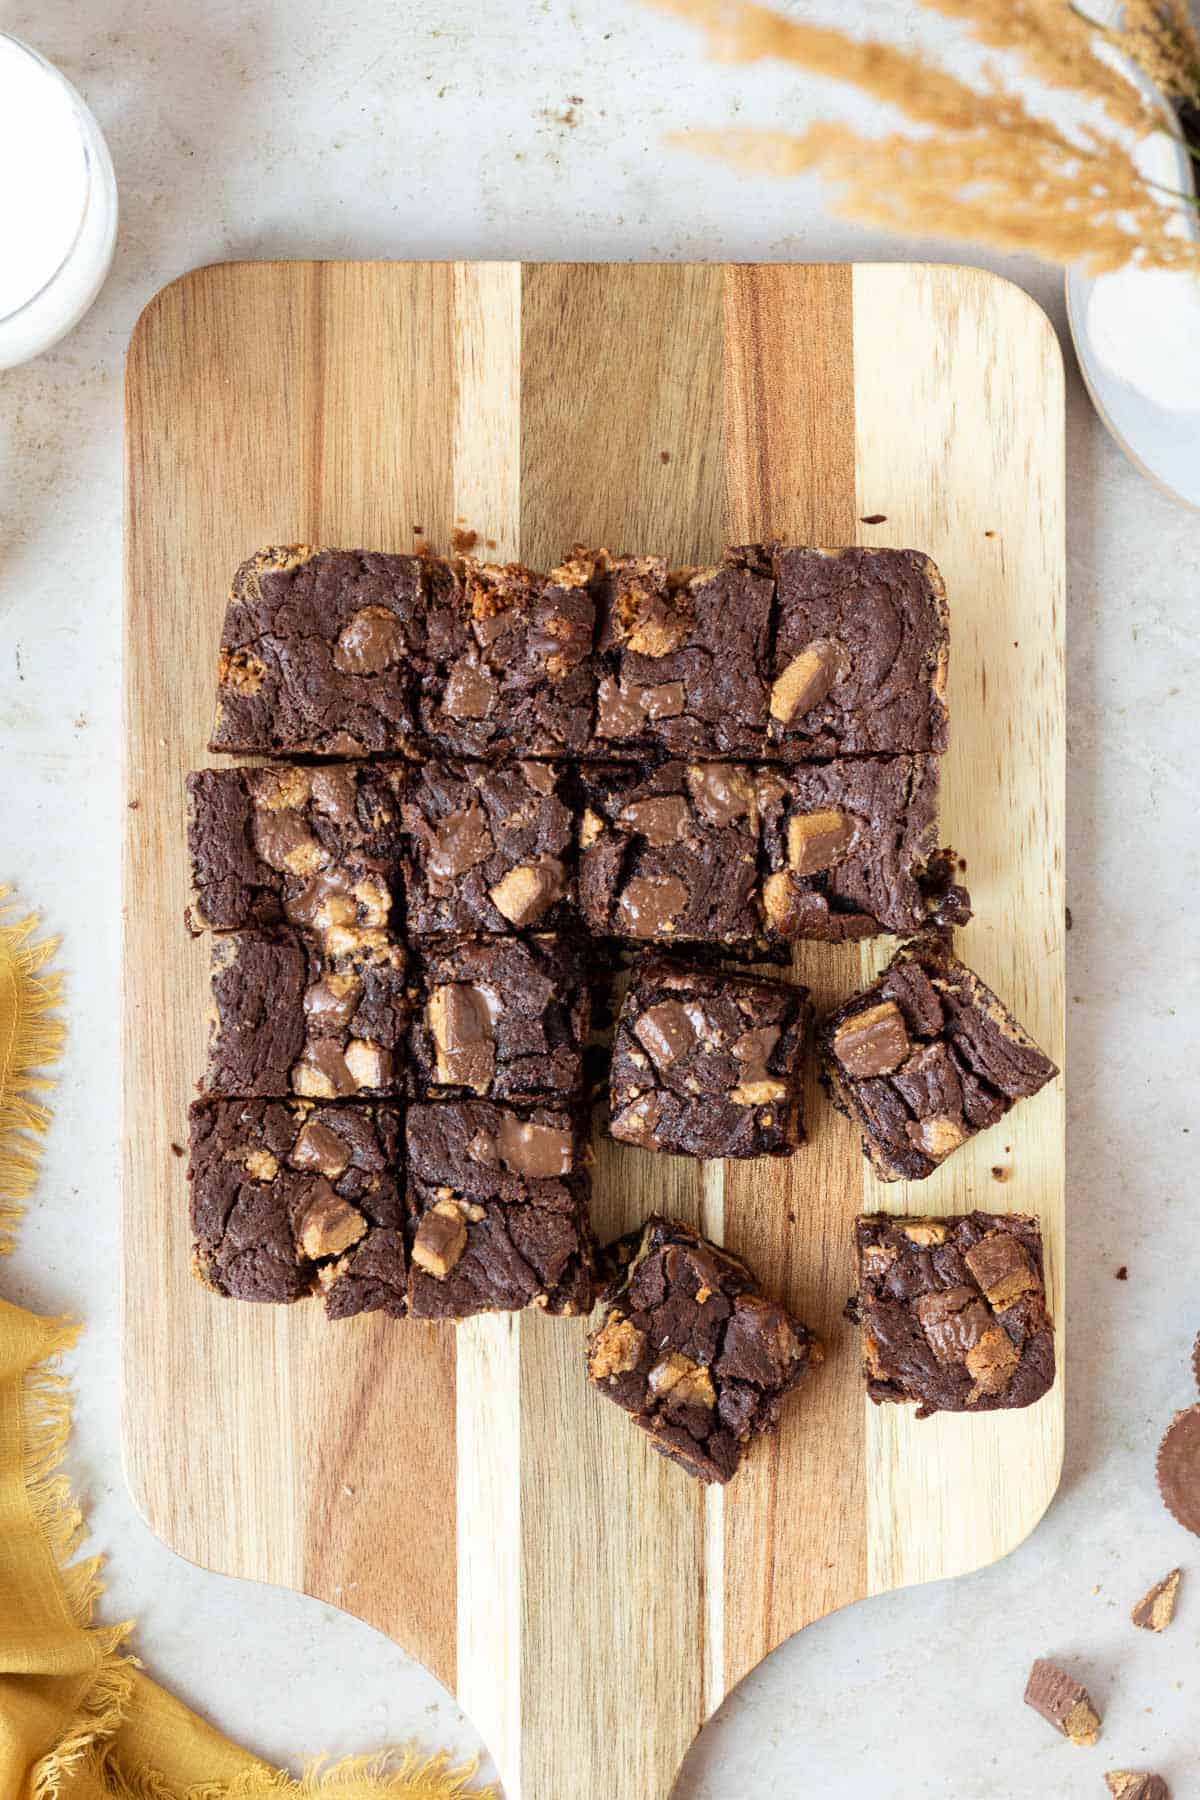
[3,1,1198,1792]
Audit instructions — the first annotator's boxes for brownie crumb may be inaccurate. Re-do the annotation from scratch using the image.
[1116,1266,1128,1281]
[128,799,141,811]
[1024,1658,1101,1745]
[170,1142,185,1158]
[991,1165,1008,1181]
[659,450,671,463]
[1131,1567,1181,1632]
[449,527,478,553]
[1065,905,1074,931]
[859,513,887,524]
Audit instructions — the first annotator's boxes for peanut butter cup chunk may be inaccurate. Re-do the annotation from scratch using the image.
[1023,1659,1101,1746]
[1157,1404,1200,1536]
[412,936,589,1104]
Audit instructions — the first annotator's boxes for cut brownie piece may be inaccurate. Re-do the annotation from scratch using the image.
[587,1215,822,1483]
[850,1211,1055,1416]
[609,958,810,1158]
[591,547,773,759]
[203,928,411,1100]
[766,546,949,758]
[757,757,969,942]
[411,936,590,1104]
[188,1098,406,1316]
[416,552,597,758]
[401,757,576,938]
[405,1101,595,1319]
[186,763,405,933]
[578,761,763,948]
[209,545,448,756]
[819,931,1058,1180]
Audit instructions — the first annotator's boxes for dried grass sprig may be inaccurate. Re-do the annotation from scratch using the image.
[1110,0,1200,100]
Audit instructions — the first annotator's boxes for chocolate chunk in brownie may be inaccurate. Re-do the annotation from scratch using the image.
[209,546,447,756]
[609,958,810,1157]
[591,547,773,758]
[186,763,405,933]
[766,546,949,757]
[401,758,576,938]
[757,757,969,942]
[1023,1659,1101,1745]
[850,1211,1055,1416]
[203,928,411,1100]
[416,552,598,758]
[819,931,1058,1180]
[405,1100,595,1318]
[188,1098,405,1315]
[411,936,590,1103]
[577,761,763,948]
[587,1215,822,1483]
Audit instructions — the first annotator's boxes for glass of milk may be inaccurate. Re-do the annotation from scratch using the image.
[0,33,117,369]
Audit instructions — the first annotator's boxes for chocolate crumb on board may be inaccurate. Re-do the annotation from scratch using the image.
[449,526,478,553]
[860,513,887,524]
[1106,1775,1170,1799]
[1131,1568,1181,1632]
[1116,1266,1129,1280]
[1024,1659,1101,1745]
[1156,1404,1200,1536]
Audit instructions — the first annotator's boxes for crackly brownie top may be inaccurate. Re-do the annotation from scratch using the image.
[186,763,405,933]
[609,959,809,1158]
[210,546,444,756]
[405,1100,594,1318]
[588,1214,822,1483]
[401,757,575,937]
[412,935,589,1102]
[577,761,762,946]
[853,1211,1055,1416]
[592,548,773,758]
[820,931,1058,1180]
[416,552,598,758]
[188,1098,405,1313]
[766,546,949,757]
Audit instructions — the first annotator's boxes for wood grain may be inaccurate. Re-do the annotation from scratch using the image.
[123,261,1065,1800]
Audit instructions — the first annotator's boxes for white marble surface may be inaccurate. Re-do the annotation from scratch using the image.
[2,0,1199,1793]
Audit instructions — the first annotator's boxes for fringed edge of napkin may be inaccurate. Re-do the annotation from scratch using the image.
[0,888,66,1256]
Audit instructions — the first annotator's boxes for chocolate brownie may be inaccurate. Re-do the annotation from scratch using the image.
[609,959,810,1157]
[401,757,576,938]
[765,546,949,757]
[819,932,1058,1180]
[756,758,969,942]
[188,1098,406,1316]
[209,546,449,756]
[416,552,598,758]
[186,763,405,934]
[577,762,763,948]
[411,936,590,1103]
[591,547,773,759]
[203,928,411,1100]
[850,1211,1055,1416]
[405,1100,595,1318]
[587,1215,823,1483]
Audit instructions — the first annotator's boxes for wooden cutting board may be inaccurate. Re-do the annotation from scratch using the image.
[123,261,1065,1800]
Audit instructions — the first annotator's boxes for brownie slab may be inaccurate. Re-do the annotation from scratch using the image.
[209,546,446,756]
[587,1215,822,1483]
[401,757,576,938]
[766,546,949,758]
[850,1211,1055,1416]
[186,763,405,933]
[819,931,1058,1180]
[609,958,810,1158]
[577,761,762,948]
[405,1101,595,1318]
[591,548,773,759]
[188,1099,406,1316]
[412,936,589,1103]
[203,928,411,1100]
[757,757,969,942]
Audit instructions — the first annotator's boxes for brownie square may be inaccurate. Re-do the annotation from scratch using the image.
[591,548,773,758]
[188,1098,406,1317]
[401,758,576,938]
[756,757,969,942]
[587,1215,823,1483]
[203,928,411,1100]
[609,958,810,1158]
[850,1211,1055,1415]
[766,546,949,758]
[818,931,1059,1181]
[577,761,762,948]
[405,1101,595,1319]
[186,763,405,933]
[411,936,590,1104]
[209,546,447,756]
[415,553,597,758]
